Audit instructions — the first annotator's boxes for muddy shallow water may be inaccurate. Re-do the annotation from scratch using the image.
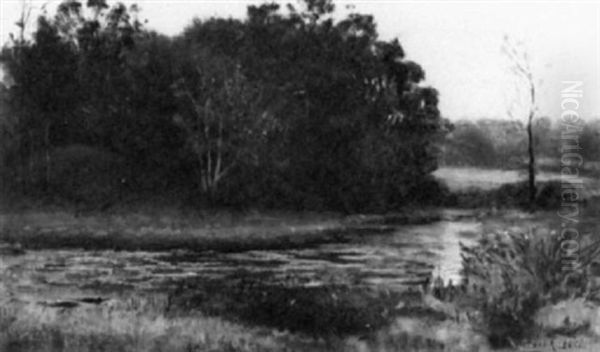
[0,211,495,309]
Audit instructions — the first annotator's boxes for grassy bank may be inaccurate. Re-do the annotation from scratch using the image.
[0,283,486,352]
[3,275,600,352]
[0,208,443,252]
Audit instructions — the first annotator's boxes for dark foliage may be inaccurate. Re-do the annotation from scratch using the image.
[442,117,600,170]
[0,0,449,212]
[535,180,564,209]
[446,181,570,210]
[167,276,401,337]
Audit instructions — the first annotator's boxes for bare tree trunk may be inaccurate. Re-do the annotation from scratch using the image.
[503,36,537,210]
[44,121,51,190]
[527,112,536,207]
[527,82,536,209]
[28,130,34,191]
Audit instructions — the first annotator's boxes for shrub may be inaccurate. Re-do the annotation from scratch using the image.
[494,181,529,207]
[460,230,600,347]
[167,277,401,338]
[449,180,568,209]
[45,144,129,205]
[536,180,567,210]
[407,176,452,206]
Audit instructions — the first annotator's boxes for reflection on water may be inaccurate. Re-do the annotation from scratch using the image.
[0,216,481,306]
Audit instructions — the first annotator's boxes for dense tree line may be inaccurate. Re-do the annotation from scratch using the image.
[0,0,449,212]
[441,117,600,169]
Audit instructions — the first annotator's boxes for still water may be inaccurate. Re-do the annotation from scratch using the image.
[0,213,485,307]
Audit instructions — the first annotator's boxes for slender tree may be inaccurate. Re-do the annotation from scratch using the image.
[171,51,271,201]
[502,35,537,208]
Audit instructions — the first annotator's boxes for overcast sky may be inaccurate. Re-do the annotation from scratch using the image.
[1,0,599,121]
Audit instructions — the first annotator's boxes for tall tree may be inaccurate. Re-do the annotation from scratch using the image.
[1,0,449,210]
[180,0,449,211]
[171,50,272,201]
[503,35,537,208]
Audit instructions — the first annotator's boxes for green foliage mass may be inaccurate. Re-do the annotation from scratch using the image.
[0,0,449,212]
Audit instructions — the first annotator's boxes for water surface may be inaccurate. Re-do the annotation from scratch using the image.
[0,214,483,307]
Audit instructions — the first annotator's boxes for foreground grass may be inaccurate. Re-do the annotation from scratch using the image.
[1,299,330,352]
[0,208,442,252]
[0,289,489,352]
[4,284,600,352]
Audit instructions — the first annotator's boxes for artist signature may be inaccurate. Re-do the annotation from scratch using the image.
[519,337,593,351]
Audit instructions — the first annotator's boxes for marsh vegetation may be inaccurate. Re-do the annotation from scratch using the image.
[1,0,599,351]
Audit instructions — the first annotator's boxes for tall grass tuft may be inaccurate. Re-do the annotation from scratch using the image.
[460,229,600,347]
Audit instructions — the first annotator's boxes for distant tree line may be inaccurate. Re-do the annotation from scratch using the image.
[441,117,600,170]
[0,0,450,212]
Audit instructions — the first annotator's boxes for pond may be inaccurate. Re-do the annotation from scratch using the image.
[0,210,494,310]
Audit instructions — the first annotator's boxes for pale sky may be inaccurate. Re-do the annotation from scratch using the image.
[1,0,599,121]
